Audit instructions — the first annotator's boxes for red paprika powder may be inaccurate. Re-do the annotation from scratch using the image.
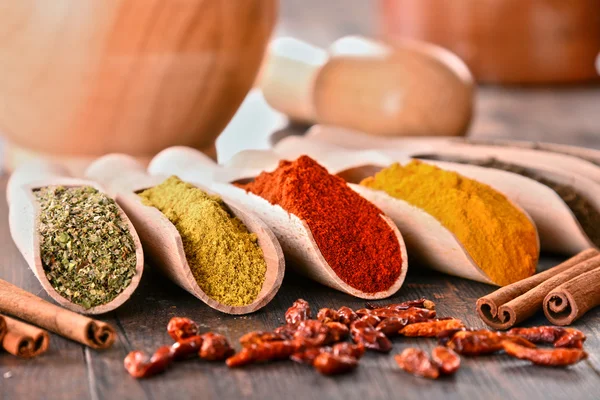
[238,155,403,293]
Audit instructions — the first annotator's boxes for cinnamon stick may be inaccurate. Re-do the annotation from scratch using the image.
[543,266,600,326]
[477,249,600,329]
[1,315,49,358]
[0,279,115,349]
[0,314,6,344]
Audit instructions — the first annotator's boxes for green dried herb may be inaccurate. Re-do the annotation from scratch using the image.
[34,186,137,309]
[138,176,267,307]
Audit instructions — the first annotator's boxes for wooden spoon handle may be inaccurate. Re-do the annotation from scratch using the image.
[85,154,163,194]
[7,161,71,205]
[148,146,220,186]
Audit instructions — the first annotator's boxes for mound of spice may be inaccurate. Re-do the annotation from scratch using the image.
[138,176,267,307]
[421,155,600,248]
[360,161,538,286]
[237,155,403,294]
[35,186,137,309]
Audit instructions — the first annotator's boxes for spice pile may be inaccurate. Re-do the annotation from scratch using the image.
[238,155,403,294]
[419,155,600,248]
[360,160,539,286]
[138,176,267,306]
[35,185,138,309]
[124,298,588,380]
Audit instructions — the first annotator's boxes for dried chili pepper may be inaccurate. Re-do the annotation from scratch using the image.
[316,307,358,329]
[291,343,365,366]
[199,333,234,361]
[375,317,408,336]
[507,327,586,349]
[293,320,331,347]
[239,331,288,347]
[285,299,311,325]
[362,307,436,322]
[355,308,373,318]
[400,319,465,337]
[337,307,359,325]
[367,299,435,311]
[445,330,507,356]
[437,328,466,346]
[554,329,586,349]
[332,342,365,359]
[226,340,305,368]
[503,335,539,348]
[359,314,381,327]
[313,353,358,375]
[394,307,437,322]
[394,348,439,379]
[273,324,297,339]
[167,317,199,341]
[170,336,203,360]
[431,346,460,375]
[317,308,339,323]
[325,322,350,342]
[502,341,588,367]
[124,346,174,379]
[445,330,536,356]
[350,320,392,353]
[290,347,326,365]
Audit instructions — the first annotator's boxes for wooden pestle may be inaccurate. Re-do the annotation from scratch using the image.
[259,36,474,137]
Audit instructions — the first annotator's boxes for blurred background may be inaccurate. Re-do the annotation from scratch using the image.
[0,0,598,168]
[219,0,599,161]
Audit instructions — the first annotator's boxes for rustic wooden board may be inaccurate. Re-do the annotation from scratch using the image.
[1,173,599,400]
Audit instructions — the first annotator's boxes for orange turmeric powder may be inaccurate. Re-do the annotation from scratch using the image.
[360,161,538,286]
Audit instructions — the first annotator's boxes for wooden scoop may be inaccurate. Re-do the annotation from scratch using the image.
[7,161,144,315]
[306,125,600,183]
[274,135,593,255]
[463,138,600,167]
[85,154,284,315]
[271,138,543,285]
[149,147,409,299]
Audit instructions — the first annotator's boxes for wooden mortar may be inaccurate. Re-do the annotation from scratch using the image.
[0,0,277,174]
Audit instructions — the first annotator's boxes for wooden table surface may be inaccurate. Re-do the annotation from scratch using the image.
[2,1,600,399]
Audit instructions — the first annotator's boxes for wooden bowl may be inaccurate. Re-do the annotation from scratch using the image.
[380,0,600,84]
[0,0,277,173]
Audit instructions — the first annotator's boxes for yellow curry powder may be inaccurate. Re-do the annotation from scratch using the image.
[139,176,267,306]
[360,161,538,286]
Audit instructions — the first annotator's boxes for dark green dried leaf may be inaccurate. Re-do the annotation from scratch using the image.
[34,185,137,309]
